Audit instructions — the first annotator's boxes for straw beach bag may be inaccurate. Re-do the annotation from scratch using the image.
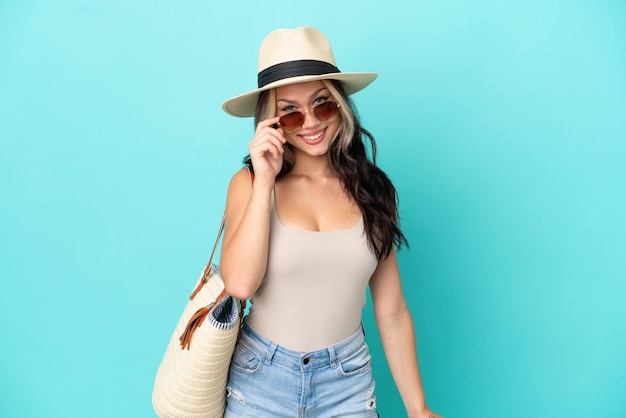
[152,218,246,418]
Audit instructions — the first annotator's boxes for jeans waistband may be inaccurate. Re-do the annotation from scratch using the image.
[239,321,366,370]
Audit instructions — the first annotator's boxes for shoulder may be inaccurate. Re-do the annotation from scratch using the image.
[227,167,253,193]
[224,167,254,210]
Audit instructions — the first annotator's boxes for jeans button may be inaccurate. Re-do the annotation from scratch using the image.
[303,357,310,365]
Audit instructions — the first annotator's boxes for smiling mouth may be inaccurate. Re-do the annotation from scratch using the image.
[300,128,325,142]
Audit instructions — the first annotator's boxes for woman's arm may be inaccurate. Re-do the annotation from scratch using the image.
[219,117,285,300]
[369,250,442,418]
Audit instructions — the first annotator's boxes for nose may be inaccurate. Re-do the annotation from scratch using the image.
[301,108,320,129]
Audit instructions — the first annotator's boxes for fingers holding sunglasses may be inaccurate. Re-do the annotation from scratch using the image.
[249,118,286,181]
[251,117,286,156]
[255,117,286,137]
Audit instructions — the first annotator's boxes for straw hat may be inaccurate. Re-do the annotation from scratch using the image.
[222,26,378,117]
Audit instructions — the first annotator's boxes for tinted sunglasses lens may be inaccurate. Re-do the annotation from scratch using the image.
[314,102,338,121]
[278,102,339,131]
[279,112,304,131]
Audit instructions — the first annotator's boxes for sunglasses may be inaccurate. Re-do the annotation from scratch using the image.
[277,101,340,132]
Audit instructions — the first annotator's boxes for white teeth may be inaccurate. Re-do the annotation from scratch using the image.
[302,131,323,141]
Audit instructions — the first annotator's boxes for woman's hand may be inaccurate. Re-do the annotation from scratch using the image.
[409,408,443,418]
[248,117,286,184]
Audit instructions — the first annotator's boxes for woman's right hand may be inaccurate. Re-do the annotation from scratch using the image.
[248,117,286,184]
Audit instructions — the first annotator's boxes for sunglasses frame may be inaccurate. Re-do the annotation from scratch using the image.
[278,101,341,132]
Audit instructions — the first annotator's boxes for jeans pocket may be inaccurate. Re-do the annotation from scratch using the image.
[336,343,372,377]
[229,344,262,374]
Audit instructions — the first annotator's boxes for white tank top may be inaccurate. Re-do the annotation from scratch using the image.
[245,192,379,351]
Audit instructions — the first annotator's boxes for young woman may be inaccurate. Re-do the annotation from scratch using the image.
[219,26,442,418]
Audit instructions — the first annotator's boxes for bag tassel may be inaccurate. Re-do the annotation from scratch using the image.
[179,288,229,350]
[179,304,213,350]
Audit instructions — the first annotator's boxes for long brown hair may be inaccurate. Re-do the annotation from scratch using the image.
[244,80,407,260]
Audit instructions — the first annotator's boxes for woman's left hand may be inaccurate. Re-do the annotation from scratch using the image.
[409,408,443,418]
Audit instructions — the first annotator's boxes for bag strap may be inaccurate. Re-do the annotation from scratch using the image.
[189,167,254,301]
[180,168,254,350]
[188,217,225,300]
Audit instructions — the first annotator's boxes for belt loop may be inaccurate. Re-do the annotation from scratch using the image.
[328,345,338,369]
[264,342,278,366]
[361,322,366,337]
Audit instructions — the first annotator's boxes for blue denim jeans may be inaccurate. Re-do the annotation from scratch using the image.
[224,321,378,417]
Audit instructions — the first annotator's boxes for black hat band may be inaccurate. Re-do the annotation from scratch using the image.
[257,60,340,88]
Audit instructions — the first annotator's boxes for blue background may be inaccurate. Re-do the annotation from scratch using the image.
[1,1,625,417]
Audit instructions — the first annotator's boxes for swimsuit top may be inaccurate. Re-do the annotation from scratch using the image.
[245,192,379,351]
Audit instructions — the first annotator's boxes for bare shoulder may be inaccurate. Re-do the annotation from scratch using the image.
[224,168,253,216]
[227,168,253,196]
[222,168,254,243]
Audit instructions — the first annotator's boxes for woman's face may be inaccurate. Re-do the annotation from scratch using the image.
[274,80,340,158]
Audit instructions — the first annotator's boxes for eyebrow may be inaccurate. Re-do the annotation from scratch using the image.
[276,88,329,104]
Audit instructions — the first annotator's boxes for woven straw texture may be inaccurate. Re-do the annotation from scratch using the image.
[221,26,378,117]
[152,267,241,418]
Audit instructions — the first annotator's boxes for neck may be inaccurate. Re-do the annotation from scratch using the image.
[289,151,336,177]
